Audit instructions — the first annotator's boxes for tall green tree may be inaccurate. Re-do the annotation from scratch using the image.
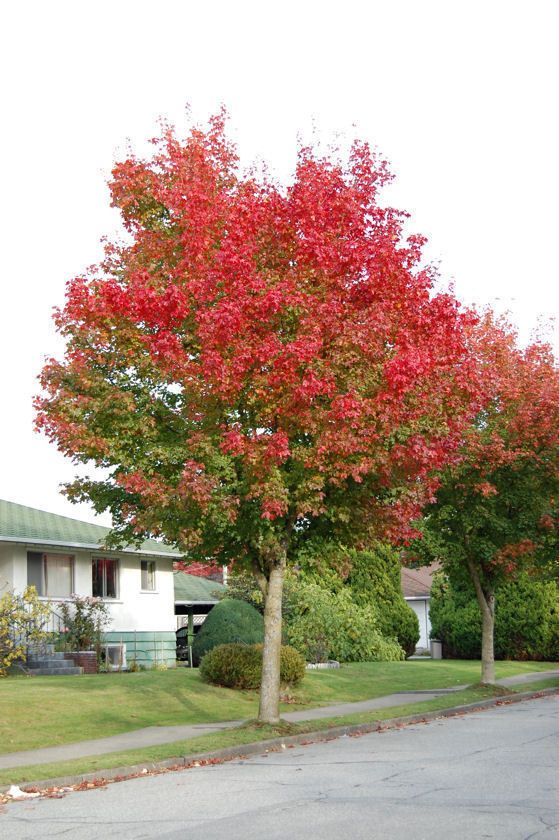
[36,114,481,721]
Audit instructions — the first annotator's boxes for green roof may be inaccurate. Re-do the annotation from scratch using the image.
[0,499,182,558]
[174,571,226,603]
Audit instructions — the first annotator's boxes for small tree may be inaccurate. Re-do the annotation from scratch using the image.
[36,113,481,721]
[412,317,559,683]
[0,586,50,675]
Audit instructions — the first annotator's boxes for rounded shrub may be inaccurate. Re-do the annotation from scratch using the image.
[199,643,306,689]
[192,599,264,665]
[275,644,307,686]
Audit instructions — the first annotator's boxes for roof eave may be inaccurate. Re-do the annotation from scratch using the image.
[0,534,182,559]
[174,599,219,605]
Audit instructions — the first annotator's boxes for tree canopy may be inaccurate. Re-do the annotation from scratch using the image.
[36,113,483,719]
[412,316,559,681]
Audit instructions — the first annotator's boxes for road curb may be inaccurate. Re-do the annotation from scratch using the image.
[2,685,559,795]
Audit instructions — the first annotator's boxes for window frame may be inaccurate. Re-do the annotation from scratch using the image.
[92,556,119,600]
[140,559,157,592]
[26,552,75,599]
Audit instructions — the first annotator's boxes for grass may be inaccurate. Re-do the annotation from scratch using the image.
[0,659,556,755]
[1,674,557,786]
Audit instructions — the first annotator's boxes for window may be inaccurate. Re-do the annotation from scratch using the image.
[27,552,74,597]
[101,643,127,670]
[141,560,156,591]
[92,557,118,598]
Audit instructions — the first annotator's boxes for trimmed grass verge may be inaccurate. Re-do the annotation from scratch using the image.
[1,659,555,754]
[2,675,558,787]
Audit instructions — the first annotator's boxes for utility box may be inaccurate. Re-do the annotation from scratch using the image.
[430,639,442,659]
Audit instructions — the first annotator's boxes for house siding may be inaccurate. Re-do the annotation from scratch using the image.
[0,542,177,668]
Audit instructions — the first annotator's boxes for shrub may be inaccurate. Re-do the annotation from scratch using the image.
[192,599,264,665]
[285,578,404,663]
[58,595,111,652]
[346,546,420,657]
[0,586,50,676]
[430,572,559,660]
[274,643,307,685]
[199,642,306,689]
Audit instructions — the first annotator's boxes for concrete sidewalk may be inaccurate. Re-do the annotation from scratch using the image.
[1,668,558,771]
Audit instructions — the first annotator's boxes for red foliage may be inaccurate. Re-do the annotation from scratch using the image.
[36,112,483,555]
[174,560,223,579]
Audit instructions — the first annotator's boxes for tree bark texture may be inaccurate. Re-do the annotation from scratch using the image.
[480,597,496,684]
[466,557,496,684]
[258,561,285,724]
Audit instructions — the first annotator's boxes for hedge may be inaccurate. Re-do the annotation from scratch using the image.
[430,572,559,660]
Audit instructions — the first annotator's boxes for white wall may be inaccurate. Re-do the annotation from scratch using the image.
[406,597,431,650]
[0,542,175,633]
[106,553,175,633]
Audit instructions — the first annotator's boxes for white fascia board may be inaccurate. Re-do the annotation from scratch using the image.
[0,535,182,559]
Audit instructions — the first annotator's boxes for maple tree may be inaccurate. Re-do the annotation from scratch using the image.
[412,316,559,683]
[36,113,481,721]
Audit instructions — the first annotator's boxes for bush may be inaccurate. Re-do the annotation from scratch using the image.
[0,586,50,676]
[430,572,559,660]
[58,595,111,652]
[192,599,264,665]
[346,546,420,657]
[285,578,404,663]
[199,643,306,689]
[274,643,307,685]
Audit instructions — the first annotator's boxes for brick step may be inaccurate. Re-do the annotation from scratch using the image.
[27,666,84,676]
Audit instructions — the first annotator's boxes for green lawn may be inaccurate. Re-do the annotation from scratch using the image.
[1,659,555,755]
[2,674,558,786]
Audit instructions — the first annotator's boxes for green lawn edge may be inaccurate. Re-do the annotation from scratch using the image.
[3,677,558,787]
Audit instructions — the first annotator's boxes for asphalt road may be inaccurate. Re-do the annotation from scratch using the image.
[3,696,559,839]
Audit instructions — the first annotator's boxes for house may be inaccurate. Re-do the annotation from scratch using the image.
[401,563,439,651]
[0,499,182,668]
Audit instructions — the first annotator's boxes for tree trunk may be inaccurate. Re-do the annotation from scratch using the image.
[258,560,285,724]
[480,596,495,685]
[466,558,495,684]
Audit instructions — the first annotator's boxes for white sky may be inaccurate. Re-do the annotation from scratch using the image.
[1,0,558,527]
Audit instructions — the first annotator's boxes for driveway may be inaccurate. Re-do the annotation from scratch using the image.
[3,695,559,839]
